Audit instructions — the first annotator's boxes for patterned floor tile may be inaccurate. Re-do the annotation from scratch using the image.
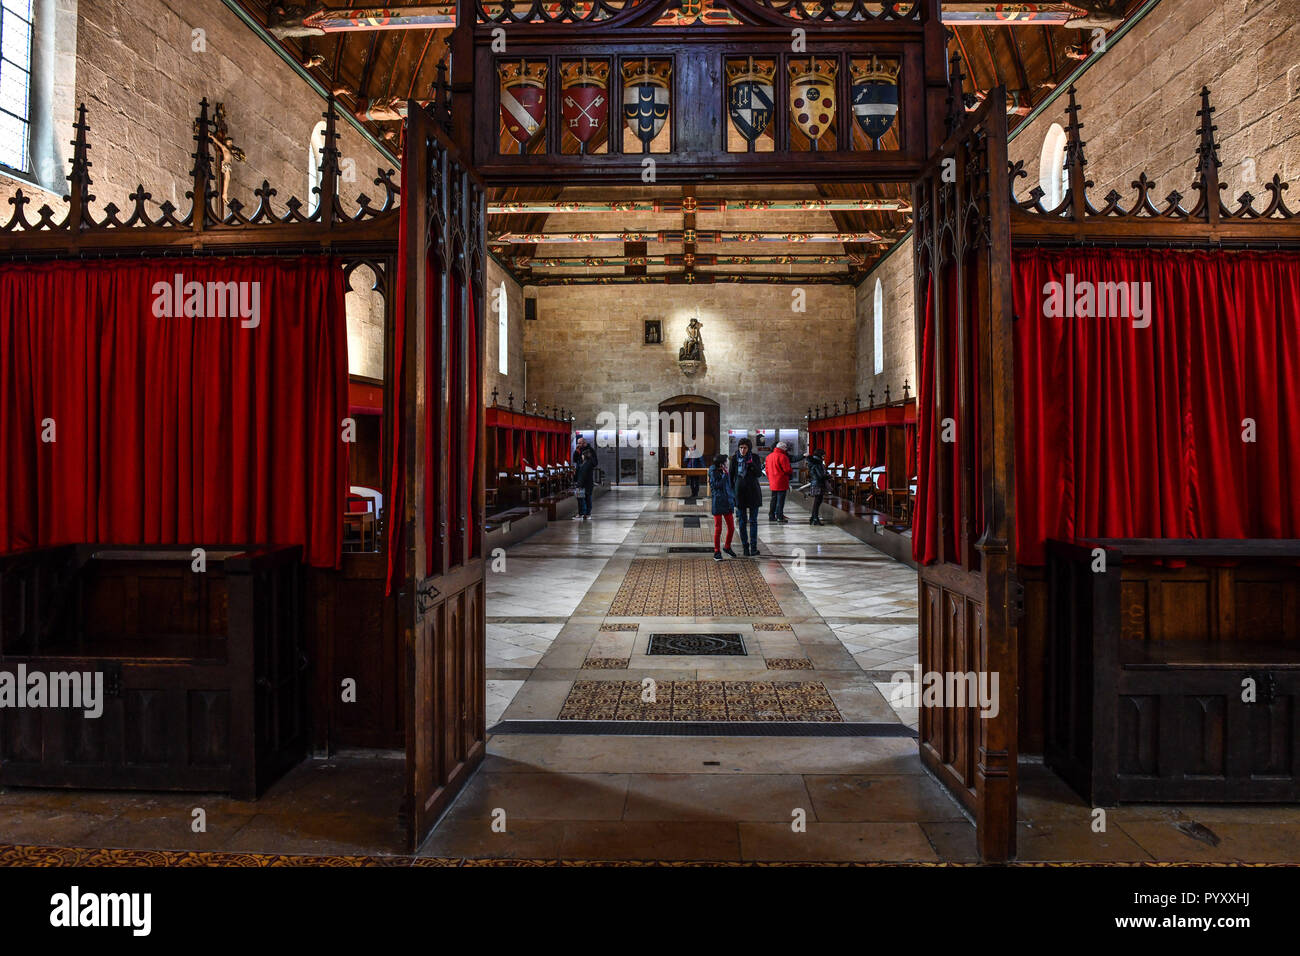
[557,679,842,722]
[608,558,783,616]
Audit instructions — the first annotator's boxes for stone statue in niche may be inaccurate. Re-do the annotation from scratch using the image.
[678,313,705,375]
[679,315,704,362]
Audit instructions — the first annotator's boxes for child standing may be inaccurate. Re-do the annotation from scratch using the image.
[708,454,737,560]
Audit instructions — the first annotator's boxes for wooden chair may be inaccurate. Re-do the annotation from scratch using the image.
[344,493,378,551]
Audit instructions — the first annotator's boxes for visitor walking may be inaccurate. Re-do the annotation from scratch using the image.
[708,454,737,560]
[730,438,763,556]
[683,442,704,497]
[573,437,597,520]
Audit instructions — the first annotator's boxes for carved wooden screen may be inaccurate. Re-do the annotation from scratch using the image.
[466,0,945,185]
[401,101,488,850]
[912,85,1018,862]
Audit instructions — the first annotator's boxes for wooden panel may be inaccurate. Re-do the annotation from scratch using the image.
[913,89,1018,861]
[1045,541,1300,804]
[0,546,306,797]
[402,102,488,852]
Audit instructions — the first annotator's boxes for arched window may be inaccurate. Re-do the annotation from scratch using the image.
[0,0,35,174]
[1,0,77,194]
[1039,122,1069,210]
[873,278,884,376]
[497,282,509,375]
[308,120,327,215]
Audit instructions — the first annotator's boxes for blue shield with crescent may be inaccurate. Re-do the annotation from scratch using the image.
[852,76,898,145]
[623,82,670,149]
[728,79,774,145]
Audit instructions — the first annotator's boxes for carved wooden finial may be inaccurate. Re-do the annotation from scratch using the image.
[67,103,94,226]
[491,386,500,406]
[1195,85,1224,224]
[188,99,216,229]
[867,388,876,408]
[316,94,342,225]
[945,52,966,134]
[1063,86,1091,220]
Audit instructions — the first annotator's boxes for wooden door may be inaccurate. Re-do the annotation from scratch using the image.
[912,87,1019,861]
[658,396,720,466]
[400,102,487,850]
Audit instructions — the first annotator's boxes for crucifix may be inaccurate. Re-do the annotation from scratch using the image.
[200,102,246,213]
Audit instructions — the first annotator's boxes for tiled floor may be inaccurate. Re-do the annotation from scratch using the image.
[7,488,1299,864]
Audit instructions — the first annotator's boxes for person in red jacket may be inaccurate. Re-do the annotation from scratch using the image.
[765,441,802,523]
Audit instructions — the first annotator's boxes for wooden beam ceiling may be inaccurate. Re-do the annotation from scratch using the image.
[230,0,1149,285]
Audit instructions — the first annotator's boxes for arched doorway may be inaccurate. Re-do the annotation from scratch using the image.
[657,394,720,478]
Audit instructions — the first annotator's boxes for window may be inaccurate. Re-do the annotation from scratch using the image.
[1039,122,1069,210]
[308,120,327,215]
[0,0,34,173]
[873,278,884,376]
[497,282,509,375]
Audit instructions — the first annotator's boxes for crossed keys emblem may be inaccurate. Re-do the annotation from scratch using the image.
[561,83,609,152]
[565,92,606,129]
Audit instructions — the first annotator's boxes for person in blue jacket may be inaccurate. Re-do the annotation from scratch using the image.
[708,454,737,560]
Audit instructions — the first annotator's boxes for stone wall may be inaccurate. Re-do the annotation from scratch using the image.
[1010,0,1299,210]
[483,257,527,406]
[854,235,915,406]
[522,283,857,478]
[865,0,1300,404]
[0,0,398,380]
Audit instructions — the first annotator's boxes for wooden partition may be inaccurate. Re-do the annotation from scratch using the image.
[398,101,488,849]
[1008,85,1300,757]
[912,80,1018,862]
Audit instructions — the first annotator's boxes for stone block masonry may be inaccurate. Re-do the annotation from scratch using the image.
[522,283,857,474]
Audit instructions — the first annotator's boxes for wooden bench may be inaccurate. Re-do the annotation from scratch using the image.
[1045,538,1300,805]
[0,544,307,799]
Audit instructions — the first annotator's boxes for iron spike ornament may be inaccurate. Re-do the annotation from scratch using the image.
[727,57,775,148]
[622,58,672,153]
[499,61,548,154]
[851,56,901,148]
[562,59,610,154]
[789,59,837,149]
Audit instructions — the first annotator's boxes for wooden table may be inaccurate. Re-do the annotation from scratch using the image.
[659,467,710,494]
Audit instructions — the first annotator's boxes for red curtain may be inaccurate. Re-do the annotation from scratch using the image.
[466,290,479,557]
[386,139,412,595]
[1012,248,1300,565]
[913,280,940,564]
[0,256,347,567]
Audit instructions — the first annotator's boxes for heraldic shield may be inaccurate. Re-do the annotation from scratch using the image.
[562,61,610,153]
[622,59,672,151]
[788,60,837,146]
[851,56,900,146]
[727,58,775,146]
[499,61,548,153]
